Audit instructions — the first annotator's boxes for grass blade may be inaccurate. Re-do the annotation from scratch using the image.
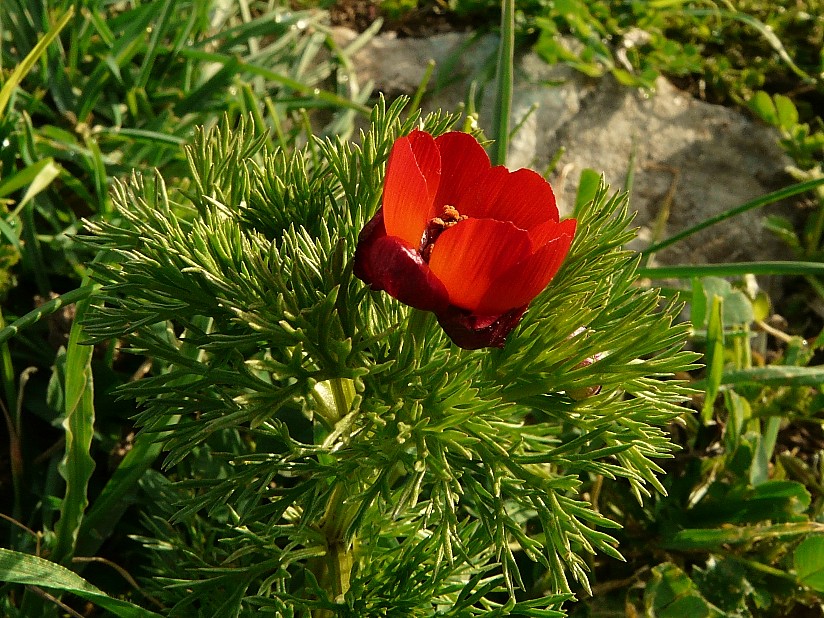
[0,7,74,117]
[491,0,515,166]
[641,177,824,256]
[718,365,824,387]
[0,158,60,200]
[135,0,175,89]
[76,428,169,558]
[701,295,724,423]
[174,47,370,114]
[641,261,824,279]
[51,281,97,566]
[0,548,163,618]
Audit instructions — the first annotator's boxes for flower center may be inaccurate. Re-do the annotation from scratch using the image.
[420,205,467,262]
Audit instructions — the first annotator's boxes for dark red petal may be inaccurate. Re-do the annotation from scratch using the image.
[428,218,532,315]
[433,132,492,210]
[353,208,388,285]
[461,167,559,230]
[354,213,449,313]
[436,305,527,349]
[479,219,576,312]
[382,133,439,248]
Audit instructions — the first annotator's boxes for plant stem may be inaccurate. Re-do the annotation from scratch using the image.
[312,378,357,616]
[314,484,355,618]
[492,0,514,166]
[329,378,351,424]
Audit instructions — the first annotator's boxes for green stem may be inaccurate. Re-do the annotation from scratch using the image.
[640,261,824,279]
[0,309,21,548]
[408,59,435,119]
[491,0,514,166]
[726,554,799,582]
[313,485,356,618]
[0,283,100,346]
[329,379,350,425]
[311,378,358,616]
[407,308,431,343]
[0,308,17,424]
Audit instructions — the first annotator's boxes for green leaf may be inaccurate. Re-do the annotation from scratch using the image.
[750,416,780,486]
[691,277,707,328]
[76,430,166,557]
[0,158,59,200]
[750,480,811,514]
[645,563,724,618]
[664,523,823,551]
[0,548,162,617]
[574,169,602,215]
[720,365,824,387]
[748,90,777,125]
[52,282,97,565]
[774,94,799,132]
[13,160,62,215]
[642,177,824,257]
[699,277,754,326]
[642,261,824,279]
[667,484,813,548]
[795,536,824,592]
[723,390,750,450]
[702,295,724,423]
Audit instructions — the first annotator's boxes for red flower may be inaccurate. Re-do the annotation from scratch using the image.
[354,130,576,349]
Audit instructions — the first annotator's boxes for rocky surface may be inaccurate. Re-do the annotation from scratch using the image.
[335,28,794,267]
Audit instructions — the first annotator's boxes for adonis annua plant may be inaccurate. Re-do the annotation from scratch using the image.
[81,99,698,616]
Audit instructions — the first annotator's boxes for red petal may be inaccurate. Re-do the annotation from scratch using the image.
[382,133,440,248]
[529,217,578,249]
[479,220,576,312]
[354,215,449,313]
[428,218,532,314]
[433,132,492,210]
[408,130,441,206]
[452,165,508,217]
[437,305,527,349]
[461,167,559,230]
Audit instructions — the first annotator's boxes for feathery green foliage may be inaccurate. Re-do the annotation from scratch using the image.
[0,0,368,305]
[79,99,697,614]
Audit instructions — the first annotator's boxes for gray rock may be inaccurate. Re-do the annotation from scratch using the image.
[539,73,792,266]
[337,28,794,266]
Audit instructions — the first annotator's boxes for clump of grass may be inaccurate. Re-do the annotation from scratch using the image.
[1,0,369,614]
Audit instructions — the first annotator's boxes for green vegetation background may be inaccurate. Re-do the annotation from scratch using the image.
[1,0,823,616]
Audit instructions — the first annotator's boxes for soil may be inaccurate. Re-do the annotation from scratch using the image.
[327,0,485,37]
